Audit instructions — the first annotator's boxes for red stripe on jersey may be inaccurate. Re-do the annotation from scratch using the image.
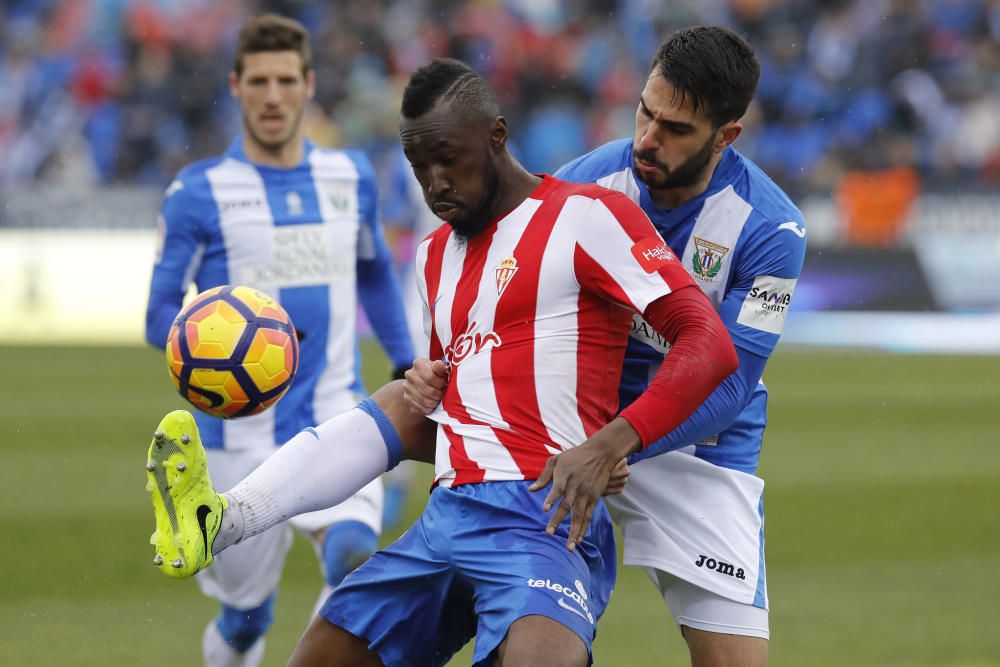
[488,181,572,476]
[573,245,634,436]
[559,181,616,200]
[442,423,485,485]
[422,227,450,360]
[447,225,499,358]
[443,224,500,486]
[593,192,695,290]
[574,243,638,312]
[590,191,653,242]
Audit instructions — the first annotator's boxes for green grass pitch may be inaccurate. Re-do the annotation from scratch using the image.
[1,343,997,666]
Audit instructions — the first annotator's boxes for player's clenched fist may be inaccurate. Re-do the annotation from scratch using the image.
[402,357,449,415]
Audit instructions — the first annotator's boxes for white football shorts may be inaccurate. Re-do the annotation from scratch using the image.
[644,568,769,639]
[606,450,768,637]
[196,446,383,610]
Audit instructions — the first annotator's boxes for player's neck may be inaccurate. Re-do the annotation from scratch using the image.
[242,134,305,168]
[492,162,542,221]
[647,153,722,211]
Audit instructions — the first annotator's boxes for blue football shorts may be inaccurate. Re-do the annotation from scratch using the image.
[320,480,616,666]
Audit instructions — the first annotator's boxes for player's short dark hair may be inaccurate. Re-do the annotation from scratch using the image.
[401,58,500,123]
[234,14,311,78]
[651,26,760,128]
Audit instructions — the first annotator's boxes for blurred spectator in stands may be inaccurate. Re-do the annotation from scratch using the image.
[1,0,997,204]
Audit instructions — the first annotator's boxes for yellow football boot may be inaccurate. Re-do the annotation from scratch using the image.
[145,409,225,578]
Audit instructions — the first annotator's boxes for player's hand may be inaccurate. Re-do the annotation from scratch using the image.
[603,458,630,496]
[402,357,448,415]
[528,418,641,551]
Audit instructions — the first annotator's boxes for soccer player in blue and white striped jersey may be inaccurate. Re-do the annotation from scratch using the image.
[144,15,413,667]
[554,26,806,667]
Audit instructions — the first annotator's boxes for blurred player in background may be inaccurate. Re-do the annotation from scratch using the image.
[144,15,414,667]
[380,145,439,356]
[553,26,808,666]
[374,146,439,529]
[145,57,737,666]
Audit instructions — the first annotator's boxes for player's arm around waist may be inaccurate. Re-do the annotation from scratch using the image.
[530,287,737,547]
[529,417,642,551]
[618,285,738,448]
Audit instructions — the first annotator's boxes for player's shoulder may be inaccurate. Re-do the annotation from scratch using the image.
[550,175,638,210]
[554,138,634,184]
[174,155,227,181]
[546,177,651,237]
[165,156,227,203]
[310,145,375,175]
[729,150,807,245]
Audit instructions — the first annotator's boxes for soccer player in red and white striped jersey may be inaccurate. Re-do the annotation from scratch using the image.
[162,58,736,667]
[290,59,736,667]
[416,174,706,491]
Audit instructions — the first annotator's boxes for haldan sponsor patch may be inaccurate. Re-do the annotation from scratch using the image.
[631,236,676,273]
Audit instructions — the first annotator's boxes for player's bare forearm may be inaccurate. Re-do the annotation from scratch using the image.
[529,417,641,550]
[371,380,437,464]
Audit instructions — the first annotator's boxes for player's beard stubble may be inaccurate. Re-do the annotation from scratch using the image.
[243,109,304,157]
[447,149,502,245]
[633,131,716,192]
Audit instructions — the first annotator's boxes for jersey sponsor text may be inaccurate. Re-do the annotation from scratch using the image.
[737,275,797,335]
[235,224,352,287]
[629,313,670,353]
[444,321,501,366]
[631,236,675,272]
[527,577,595,624]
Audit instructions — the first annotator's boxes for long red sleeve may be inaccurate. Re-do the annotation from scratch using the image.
[618,284,738,448]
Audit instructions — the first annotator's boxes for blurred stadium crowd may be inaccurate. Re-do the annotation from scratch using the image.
[1,0,999,199]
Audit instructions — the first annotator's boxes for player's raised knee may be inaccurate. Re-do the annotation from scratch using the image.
[216,597,275,653]
[322,520,378,587]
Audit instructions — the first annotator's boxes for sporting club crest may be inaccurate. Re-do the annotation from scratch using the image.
[495,257,519,296]
[692,237,730,283]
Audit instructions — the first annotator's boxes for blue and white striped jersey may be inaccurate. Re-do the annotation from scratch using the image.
[380,145,445,357]
[557,140,806,474]
[147,137,414,451]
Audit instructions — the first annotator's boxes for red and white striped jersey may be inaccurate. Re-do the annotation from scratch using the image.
[414,175,694,487]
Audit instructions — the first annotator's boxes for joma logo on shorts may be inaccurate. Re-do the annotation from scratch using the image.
[695,554,746,580]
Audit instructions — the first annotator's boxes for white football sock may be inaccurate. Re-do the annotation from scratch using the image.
[202,621,264,667]
[222,407,390,545]
[212,496,246,555]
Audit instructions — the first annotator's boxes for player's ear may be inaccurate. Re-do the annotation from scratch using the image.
[716,121,742,152]
[305,68,316,100]
[228,71,240,100]
[490,116,508,153]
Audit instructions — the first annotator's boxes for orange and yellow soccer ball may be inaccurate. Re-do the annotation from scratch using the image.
[165,285,299,419]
